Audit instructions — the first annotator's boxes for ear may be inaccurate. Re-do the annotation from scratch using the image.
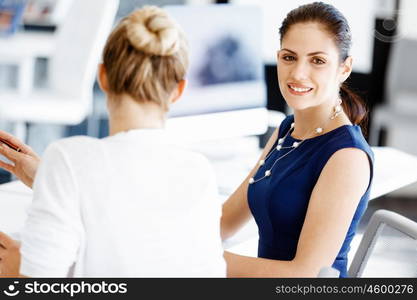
[169,79,187,104]
[339,56,353,83]
[97,63,110,94]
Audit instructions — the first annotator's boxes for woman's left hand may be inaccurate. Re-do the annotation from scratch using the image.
[0,231,21,277]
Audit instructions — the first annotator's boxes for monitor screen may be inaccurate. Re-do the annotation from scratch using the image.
[164,4,267,142]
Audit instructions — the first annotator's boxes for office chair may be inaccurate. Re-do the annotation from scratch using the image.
[0,0,119,141]
[319,209,417,277]
[370,38,417,146]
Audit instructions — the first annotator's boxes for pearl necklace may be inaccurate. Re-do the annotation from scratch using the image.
[249,102,343,185]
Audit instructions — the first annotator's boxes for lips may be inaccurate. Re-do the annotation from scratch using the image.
[287,84,313,95]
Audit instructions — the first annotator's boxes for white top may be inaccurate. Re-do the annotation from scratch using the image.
[19,129,226,277]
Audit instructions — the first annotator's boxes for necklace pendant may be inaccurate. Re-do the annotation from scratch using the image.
[315,127,323,134]
[265,170,271,177]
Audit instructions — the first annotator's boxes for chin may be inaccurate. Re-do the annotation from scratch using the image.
[285,95,317,111]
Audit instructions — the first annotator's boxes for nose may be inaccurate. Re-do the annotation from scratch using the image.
[290,60,309,81]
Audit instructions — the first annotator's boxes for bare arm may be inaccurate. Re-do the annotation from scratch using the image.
[224,148,371,277]
[221,128,279,241]
[0,130,40,188]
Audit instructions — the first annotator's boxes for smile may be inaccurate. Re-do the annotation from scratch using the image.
[288,84,313,95]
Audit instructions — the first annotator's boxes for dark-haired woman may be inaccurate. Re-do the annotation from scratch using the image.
[221,2,373,277]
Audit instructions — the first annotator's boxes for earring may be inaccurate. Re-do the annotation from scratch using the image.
[330,99,343,120]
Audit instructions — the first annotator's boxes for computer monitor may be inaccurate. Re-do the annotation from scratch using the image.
[164,4,267,143]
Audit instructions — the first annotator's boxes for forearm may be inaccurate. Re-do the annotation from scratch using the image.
[221,213,245,241]
[221,191,252,241]
[223,251,317,278]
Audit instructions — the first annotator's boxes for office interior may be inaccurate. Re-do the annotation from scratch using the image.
[0,0,417,277]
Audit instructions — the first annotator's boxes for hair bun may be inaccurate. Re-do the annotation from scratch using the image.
[126,6,180,56]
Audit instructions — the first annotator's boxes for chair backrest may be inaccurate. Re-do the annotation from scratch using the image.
[385,38,417,105]
[49,0,119,100]
[317,266,340,277]
[348,209,417,277]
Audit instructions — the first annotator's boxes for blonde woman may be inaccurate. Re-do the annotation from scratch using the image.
[0,6,225,277]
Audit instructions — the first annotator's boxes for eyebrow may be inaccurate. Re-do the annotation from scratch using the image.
[280,48,328,56]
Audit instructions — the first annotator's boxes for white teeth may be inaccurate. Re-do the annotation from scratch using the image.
[289,85,311,93]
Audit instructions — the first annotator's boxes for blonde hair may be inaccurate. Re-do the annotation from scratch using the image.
[102,6,188,110]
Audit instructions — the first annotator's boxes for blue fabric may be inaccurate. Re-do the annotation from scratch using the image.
[248,115,374,278]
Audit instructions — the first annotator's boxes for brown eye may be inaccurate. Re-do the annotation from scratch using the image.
[313,57,325,65]
[282,55,295,61]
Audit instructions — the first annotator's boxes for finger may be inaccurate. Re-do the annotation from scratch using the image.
[0,130,33,155]
[0,159,15,173]
[0,144,19,162]
[0,232,14,249]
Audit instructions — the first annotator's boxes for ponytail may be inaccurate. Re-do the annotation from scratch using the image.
[340,83,368,135]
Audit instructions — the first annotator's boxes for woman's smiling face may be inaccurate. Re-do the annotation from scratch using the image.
[277,22,351,111]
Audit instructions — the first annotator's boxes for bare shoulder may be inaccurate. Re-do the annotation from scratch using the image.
[320,147,371,194]
[327,147,370,172]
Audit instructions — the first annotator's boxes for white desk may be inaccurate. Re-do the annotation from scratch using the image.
[1,147,417,247]
[371,147,417,199]
[0,31,55,96]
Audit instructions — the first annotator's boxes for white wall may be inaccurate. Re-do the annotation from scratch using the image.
[185,0,215,4]
[375,0,397,18]
[399,0,417,39]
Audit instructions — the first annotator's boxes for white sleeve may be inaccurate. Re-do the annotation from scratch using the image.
[20,142,83,277]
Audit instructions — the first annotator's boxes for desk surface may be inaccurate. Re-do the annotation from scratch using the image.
[0,31,55,60]
[1,146,417,245]
[371,147,417,199]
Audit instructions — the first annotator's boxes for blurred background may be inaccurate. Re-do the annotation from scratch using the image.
[0,0,417,276]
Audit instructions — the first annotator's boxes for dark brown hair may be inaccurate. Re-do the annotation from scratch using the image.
[279,2,368,132]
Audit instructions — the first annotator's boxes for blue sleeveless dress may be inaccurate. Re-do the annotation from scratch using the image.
[248,115,374,277]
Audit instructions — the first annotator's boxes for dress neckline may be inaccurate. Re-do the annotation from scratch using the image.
[287,124,358,142]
